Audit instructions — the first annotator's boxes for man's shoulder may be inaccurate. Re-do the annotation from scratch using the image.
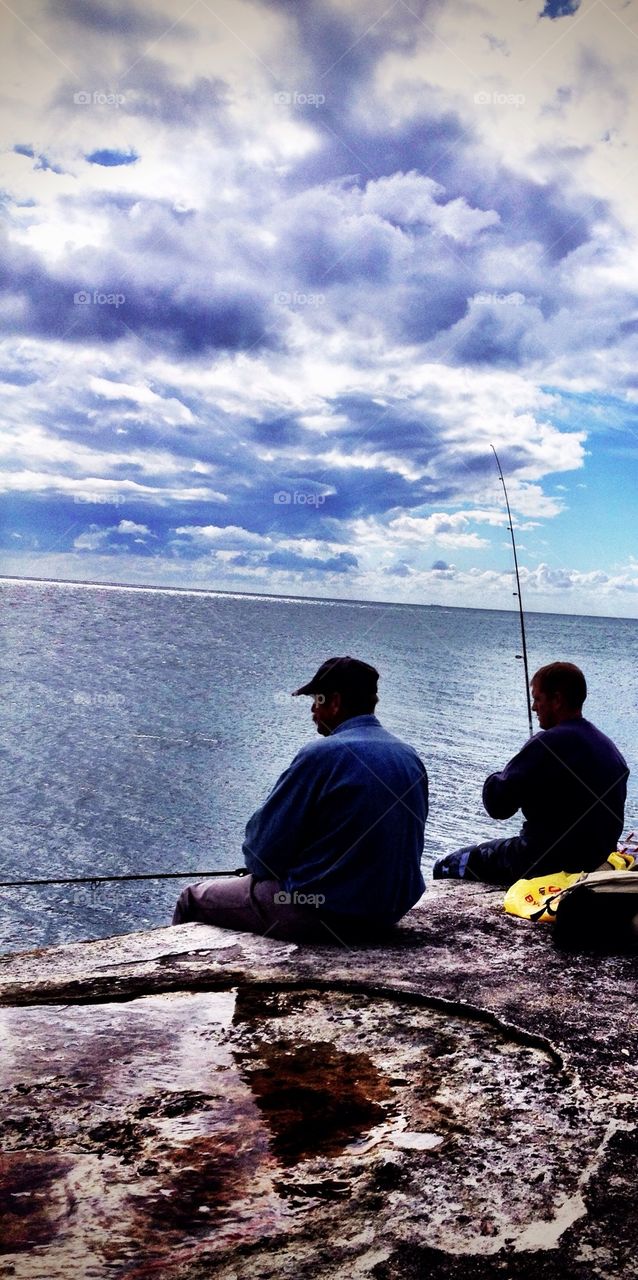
[550,717,612,743]
[334,714,389,740]
[288,737,330,767]
[331,717,425,763]
[545,718,627,762]
[289,717,425,771]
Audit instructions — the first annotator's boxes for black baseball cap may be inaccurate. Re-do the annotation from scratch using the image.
[292,656,379,698]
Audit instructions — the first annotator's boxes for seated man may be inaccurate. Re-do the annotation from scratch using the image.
[433,662,629,887]
[173,656,428,942]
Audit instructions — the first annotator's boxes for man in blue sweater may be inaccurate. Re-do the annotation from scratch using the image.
[173,656,428,942]
[433,662,628,886]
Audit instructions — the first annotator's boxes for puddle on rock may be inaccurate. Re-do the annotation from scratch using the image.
[0,1152,76,1253]
[240,1037,391,1165]
[0,984,603,1278]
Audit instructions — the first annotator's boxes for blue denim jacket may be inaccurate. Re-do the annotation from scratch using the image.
[242,715,428,923]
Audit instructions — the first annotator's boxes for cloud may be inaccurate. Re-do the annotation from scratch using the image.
[13,144,66,174]
[0,0,636,615]
[382,512,489,550]
[174,524,273,551]
[384,559,413,577]
[51,0,181,38]
[73,517,153,549]
[266,549,358,573]
[73,527,108,550]
[361,171,500,242]
[115,61,230,127]
[8,544,635,619]
[115,519,149,535]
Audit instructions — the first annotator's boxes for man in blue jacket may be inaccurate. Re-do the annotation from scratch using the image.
[173,656,428,942]
[433,662,628,886]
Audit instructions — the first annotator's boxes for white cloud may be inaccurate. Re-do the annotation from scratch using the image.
[361,171,500,241]
[73,527,108,551]
[7,547,636,619]
[366,511,489,549]
[0,0,636,614]
[115,520,150,535]
[174,524,273,550]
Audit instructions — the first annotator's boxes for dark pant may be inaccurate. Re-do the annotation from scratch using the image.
[432,837,540,887]
[172,874,388,945]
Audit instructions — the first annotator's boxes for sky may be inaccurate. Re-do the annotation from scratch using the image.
[1,0,638,616]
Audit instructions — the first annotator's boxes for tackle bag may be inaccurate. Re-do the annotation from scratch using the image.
[503,850,635,923]
[552,870,638,952]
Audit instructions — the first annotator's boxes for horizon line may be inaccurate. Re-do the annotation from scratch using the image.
[0,573,632,623]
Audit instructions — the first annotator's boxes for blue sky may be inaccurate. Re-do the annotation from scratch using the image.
[1,0,638,615]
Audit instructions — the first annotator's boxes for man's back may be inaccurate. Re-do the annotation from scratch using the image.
[175,656,428,940]
[484,717,628,872]
[243,714,428,922]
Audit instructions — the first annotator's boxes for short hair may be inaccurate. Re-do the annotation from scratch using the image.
[532,662,587,709]
[339,688,379,716]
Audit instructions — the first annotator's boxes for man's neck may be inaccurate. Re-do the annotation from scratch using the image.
[552,710,583,726]
[330,713,377,733]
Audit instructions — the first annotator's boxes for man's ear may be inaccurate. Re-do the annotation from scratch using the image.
[329,691,342,715]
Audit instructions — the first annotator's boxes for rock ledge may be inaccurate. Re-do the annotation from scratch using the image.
[0,882,636,1279]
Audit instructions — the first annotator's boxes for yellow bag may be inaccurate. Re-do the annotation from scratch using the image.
[504,850,636,923]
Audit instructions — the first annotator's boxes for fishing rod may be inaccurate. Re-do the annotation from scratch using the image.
[0,868,249,889]
[491,444,533,737]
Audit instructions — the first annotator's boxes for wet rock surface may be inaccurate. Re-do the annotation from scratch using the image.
[0,883,636,1278]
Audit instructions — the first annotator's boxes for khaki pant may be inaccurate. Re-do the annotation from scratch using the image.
[172,874,390,946]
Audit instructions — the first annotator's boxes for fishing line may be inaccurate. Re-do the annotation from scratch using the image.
[491,444,533,737]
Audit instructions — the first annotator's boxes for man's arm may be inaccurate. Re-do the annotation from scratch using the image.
[482,737,542,820]
[242,744,321,881]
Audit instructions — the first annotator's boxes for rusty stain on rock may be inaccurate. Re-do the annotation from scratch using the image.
[0,1152,75,1253]
[0,982,613,1277]
[135,1132,265,1234]
[240,1038,392,1165]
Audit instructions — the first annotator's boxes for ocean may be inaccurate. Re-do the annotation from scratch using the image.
[1,577,636,954]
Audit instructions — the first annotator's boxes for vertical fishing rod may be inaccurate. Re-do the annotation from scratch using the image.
[490,445,533,737]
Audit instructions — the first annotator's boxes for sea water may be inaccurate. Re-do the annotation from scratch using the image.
[1,577,636,953]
